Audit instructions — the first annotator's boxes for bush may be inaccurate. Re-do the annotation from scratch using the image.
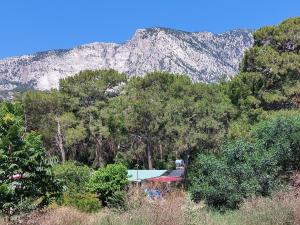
[62,193,101,213]
[53,161,98,212]
[253,115,300,171]
[87,163,128,207]
[53,161,92,193]
[189,114,300,210]
[189,140,281,209]
[189,153,239,209]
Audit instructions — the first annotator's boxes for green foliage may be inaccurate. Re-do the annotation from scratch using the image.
[22,69,127,165]
[229,17,300,113]
[189,153,239,209]
[87,163,128,207]
[253,17,300,53]
[189,139,281,210]
[189,112,300,210]
[22,69,235,169]
[0,102,61,218]
[114,72,234,168]
[253,114,300,171]
[62,192,101,213]
[53,161,92,193]
[53,161,103,212]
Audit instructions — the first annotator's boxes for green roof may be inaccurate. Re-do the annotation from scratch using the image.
[128,170,167,182]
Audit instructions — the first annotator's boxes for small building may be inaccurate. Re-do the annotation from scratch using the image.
[143,168,185,198]
[127,160,186,199]
[127,159,186,199]
[127,170,168,183]
[143,168,185,183]
[127,159,186,183]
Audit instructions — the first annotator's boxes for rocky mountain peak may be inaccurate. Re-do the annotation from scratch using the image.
[0,27,254,99]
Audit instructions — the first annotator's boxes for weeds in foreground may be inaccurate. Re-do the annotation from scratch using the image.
[3,188,300,225]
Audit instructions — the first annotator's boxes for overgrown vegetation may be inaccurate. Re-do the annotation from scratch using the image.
[86,163,128,207]
[6,188,300,225]
[53,161,101,212]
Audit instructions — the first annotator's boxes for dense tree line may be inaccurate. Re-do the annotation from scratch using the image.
[21,70,234,169]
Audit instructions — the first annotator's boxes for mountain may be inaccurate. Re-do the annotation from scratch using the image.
[0,27,254,98]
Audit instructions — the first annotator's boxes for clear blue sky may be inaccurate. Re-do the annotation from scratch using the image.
[0,0,299,59]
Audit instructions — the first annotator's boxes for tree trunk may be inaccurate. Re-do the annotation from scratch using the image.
[146,141,153,169]
[160,144,163,161]
[24,106,28,132]
[94,134,104,168]
[55,116,65,163]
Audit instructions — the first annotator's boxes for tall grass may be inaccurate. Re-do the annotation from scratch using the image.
[9,188,300,225]
[0,216,5,225]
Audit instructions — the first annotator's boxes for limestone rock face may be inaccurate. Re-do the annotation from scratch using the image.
[0,27,253,98]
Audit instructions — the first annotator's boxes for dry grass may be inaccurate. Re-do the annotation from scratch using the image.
[0,216,5,225]
[5,187,300,225]
[98,191,186,225]
[213,188,300,225]
[11,207,107,225]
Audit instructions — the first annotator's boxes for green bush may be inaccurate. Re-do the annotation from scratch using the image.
[189,153,234,209]
[87,163,128,207]
[189,140,281,210]
[62,192,101,213]
[189,114,300,210]
[53,161,97,211]
[107,190,126,208]
[53,161,92,193]
[253,115,300,171]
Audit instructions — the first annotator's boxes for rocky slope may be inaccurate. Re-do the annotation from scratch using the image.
[0,27,254,98]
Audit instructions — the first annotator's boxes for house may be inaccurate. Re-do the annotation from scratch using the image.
[127,170,167,183]
[144,169,185,184]
[127,159,186,184]
[127,160,186,199]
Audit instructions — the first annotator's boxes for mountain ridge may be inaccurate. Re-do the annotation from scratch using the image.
[0,27,254,98]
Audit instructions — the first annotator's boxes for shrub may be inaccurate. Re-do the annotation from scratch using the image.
[53,161,97,212]
[87,163,128,207]
[189,140,281,209]
[253,115,300,171]
[53,161,92,193]
[62,193,101,213]
[189,114,300,210]
[189,153,243,210]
